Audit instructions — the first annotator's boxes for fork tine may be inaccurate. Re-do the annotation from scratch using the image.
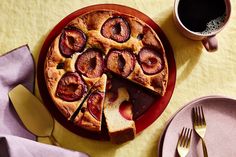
[197,106,202,125]
[192,107,196,124]
[187,129,192,147]
[178,128,182,146]
[184,128,192,148]
[183,128,189,147]
[182,128,192,148]
[193,107,199,125]
[200,106,206,125]
[178,127,185,146]
[182,128,188,147]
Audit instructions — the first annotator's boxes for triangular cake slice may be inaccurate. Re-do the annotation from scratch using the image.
[72,74,107,132]
[104,87,136,143]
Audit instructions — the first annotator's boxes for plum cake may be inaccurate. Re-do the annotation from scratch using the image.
[44,9,168,143]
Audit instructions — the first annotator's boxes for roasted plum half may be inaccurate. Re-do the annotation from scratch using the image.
[119,101,133,120]
[138,47,164,75]
[101,17,131,43]
[75,49,104,78]
[59,26,87,57]
[87,91,104,121]
[56,72,87,101]
[106,49,135,77]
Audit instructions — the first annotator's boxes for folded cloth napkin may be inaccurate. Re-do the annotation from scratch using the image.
[0,45,35,140]
[0,45,89,157]
[0,134,88,157]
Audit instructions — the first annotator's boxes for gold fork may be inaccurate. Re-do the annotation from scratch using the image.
[177,127,192,157]
[192,106,208,157]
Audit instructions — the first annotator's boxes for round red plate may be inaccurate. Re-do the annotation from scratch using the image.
[37,4,176,140]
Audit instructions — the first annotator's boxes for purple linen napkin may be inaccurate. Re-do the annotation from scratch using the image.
[0,45,89,157]
[0,45,35,140]
[0,134,88,157]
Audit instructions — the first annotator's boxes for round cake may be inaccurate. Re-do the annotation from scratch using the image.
[44,10,168,143]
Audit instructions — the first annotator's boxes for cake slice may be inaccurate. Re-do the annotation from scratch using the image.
[104,87,136,143]
[72,74,107,132]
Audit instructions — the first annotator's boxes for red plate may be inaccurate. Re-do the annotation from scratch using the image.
[37,4,176,140]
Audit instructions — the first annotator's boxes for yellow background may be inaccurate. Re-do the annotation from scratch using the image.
[1,0,236,157]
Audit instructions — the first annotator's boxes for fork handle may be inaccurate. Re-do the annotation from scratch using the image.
[201,138,208,157]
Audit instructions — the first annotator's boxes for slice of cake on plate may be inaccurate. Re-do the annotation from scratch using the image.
[104,87,136,143]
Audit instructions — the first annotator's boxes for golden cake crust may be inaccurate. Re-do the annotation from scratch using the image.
[44,9,168,139]
[73,74,107,132]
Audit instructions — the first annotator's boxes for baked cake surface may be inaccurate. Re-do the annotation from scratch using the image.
[73,74,107,132]
[44,9,168,142]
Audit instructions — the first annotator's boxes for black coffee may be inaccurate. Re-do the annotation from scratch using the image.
[178,0,226,33]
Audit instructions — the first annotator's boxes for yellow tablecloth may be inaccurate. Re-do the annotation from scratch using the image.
[1,0,236,157]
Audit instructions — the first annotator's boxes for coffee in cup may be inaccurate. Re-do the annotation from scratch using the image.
[173,0,231,52]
